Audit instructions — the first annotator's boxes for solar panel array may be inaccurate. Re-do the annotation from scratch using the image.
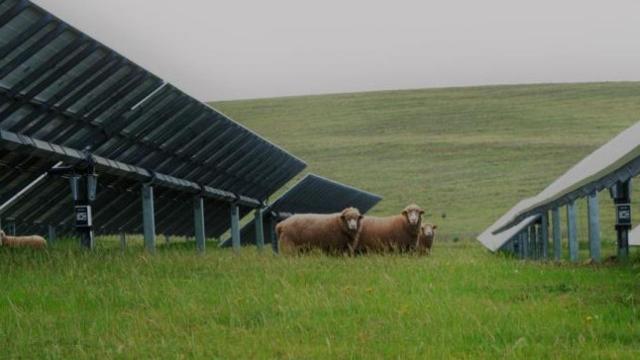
[479,121,640,252]
[0,0,306,239]
[221,174,383,247]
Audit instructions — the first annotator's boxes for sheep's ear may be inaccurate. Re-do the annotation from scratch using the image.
[420,210,425,215]
[358,215,364,220]
[432,225,438,230]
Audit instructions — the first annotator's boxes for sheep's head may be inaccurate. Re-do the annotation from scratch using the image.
[422,223,437,238]
[402,204,424,226]
[340,207,363,233]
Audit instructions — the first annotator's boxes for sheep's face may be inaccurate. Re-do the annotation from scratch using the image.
[341,207,363,232]
[402,204,424,226]
[422,224,437,238]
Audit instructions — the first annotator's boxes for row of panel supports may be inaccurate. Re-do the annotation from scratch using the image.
[138,184,278,254]
[504,180,632,263]
[14,184,280,253]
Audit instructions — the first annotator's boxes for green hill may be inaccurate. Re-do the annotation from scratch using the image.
[213,82,640,239]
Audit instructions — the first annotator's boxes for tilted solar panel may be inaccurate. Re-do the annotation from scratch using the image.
[0,0,306,240]
[220,174,383,247]
[0,0,305,203]
[478,121,640,251]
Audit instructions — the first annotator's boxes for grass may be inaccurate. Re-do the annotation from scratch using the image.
[3,82,640,358]
[3,242,640,358]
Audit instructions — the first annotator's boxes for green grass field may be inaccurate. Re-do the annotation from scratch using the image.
[3,82,640,358]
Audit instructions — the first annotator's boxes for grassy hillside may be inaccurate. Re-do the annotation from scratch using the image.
[3,82,640,358]
[214,82,640,241]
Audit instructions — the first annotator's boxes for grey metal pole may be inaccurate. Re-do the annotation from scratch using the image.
[540,213,549,260]
[552,207,561,261]
[142,184,156,254]
[587,192,601,263]
[254,208,265,250]
[522,227,529,259]
[567,201,578,263]
[518,232,525,259]
[230,203,241,252]
[48,224,56,244]
[613,180,632,261]
[529,225,537,260]
[120,231,127,252]
[194,196,206,253]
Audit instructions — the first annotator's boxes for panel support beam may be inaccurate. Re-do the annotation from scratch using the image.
[518,232,525,259]
[540,212,549,260]
[194,196,206,253]
[230,203,241,252]
[120,231,127,252]
[587,192,601,263]
[48,224,56,244]
[529,224,538,260]
[522,228,529,259]
[552,207,561,261]
[142,184,156,254]
[612,180,632,261]
[567,201,578,263]
[254,208,265,250]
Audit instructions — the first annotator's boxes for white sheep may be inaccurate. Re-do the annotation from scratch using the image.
[0,230,47,249]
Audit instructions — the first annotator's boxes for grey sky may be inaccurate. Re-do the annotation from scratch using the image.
[33,0,640,101]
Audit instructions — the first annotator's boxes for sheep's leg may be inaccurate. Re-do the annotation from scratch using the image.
[278,235,297,256]
[347,234,360,257]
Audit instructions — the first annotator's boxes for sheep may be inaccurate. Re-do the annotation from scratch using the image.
[276,207,363,256]
[0,230,47,249]
[416,223,437,255]
[357,204,425,253]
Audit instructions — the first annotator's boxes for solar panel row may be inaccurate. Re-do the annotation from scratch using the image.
[0,0,309,246]
[479,121,640,260]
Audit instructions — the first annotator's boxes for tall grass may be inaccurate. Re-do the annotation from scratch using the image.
[2,240,640,358]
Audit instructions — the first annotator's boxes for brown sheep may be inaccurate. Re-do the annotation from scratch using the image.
[416,223,437,255]
[276,207,363,256]
[357,204,425,253]
[0,230,47,249]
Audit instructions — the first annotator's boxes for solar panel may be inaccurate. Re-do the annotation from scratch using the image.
[478,121,640,251]
[0,1,306,242]
[478,214,540,252]
[0,0,306,203]
[220,174,383,247]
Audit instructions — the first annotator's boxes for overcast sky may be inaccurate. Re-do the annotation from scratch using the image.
[33,0,640,101]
